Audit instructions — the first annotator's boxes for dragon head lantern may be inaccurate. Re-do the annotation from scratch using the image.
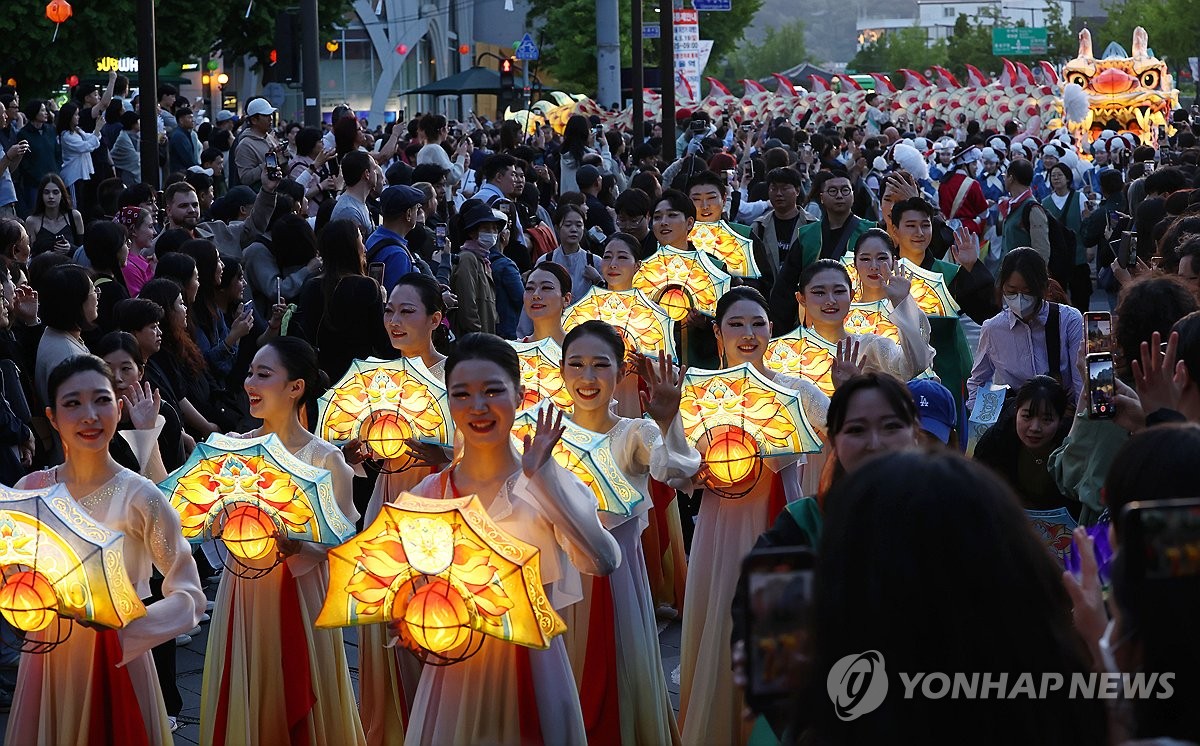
[1060,26,1178,144]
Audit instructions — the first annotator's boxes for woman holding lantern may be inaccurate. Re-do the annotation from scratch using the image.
[679,286,830,746]
[200,337,365,746]
[10,354,205,746]
[350,272,450,746]
[404,332,620,745]
[557,320,700,745]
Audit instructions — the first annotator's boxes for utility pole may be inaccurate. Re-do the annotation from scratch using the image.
[632,0,644,142]
[659,0,675,161]
[136,0,159,187]
[596,0,621,109]
[300,0,321,126]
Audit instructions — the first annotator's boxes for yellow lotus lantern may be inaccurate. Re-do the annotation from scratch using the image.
[842,255,960,317]
[0,484,146,651]
[765,328,838,397]
[688,222,761,278]
[633,247,732,321]
[317,357,453,469]
[317,492,567,663]
[512,403,644,516]
[679,364,823,496]
[160,433,355,577]
[510,338,573,412]
[561,286,676,363]
[844,301,901,344]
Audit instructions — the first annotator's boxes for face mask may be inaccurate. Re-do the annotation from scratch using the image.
[476,232,498,250]
[1003,292,1038,318]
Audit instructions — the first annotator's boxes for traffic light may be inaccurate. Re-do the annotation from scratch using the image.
[499,59,515,91]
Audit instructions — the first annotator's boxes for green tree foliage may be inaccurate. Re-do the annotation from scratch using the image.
[0,0,349,98]
[527,0,763,93]
[725,20,807,85]
[849,26,945,76]
[1100,0,1196,69]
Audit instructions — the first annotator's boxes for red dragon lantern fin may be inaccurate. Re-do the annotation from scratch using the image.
[770,73,798,97]
[705,77,733,97]
[1038,61,1059,85]
[964,64,990,87]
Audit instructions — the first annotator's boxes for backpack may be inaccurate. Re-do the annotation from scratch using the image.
[1021,201,1076,288]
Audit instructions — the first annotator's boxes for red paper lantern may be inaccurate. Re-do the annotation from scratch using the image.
[65,74,79,88]
[45,0,72,24]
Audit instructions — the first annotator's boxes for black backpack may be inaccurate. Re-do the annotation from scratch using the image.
[1021,199,1077,289]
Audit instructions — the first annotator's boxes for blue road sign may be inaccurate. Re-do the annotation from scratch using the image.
[515,33,540,61]
[642,24,661,38]
[693,0,731,9]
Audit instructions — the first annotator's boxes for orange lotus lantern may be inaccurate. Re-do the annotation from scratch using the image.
[633,247,732,322]
[689,221,761,278]
[841,254,960,318]
[679,363,823,496]
[562,286,676,362]
[45,0,71,41]
[160,433,355,578]
[317,492,567,664]
[317,357,453,470]
[0,484,146,652]
[510,338,573,412]
[765,328,838,397]
[0,571,58,632]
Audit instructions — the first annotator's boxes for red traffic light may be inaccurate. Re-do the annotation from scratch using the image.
[65,74,79,87]
[458,44,470,55]
[396,44,409,55]
[500,59,512,73]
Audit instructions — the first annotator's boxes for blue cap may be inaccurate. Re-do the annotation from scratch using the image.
[907,379,956,444]
[380,184,425,217]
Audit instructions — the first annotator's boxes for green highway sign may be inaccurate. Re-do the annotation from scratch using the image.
[992,27,1048,56]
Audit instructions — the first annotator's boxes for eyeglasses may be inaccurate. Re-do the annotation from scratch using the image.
[824,186,853,197]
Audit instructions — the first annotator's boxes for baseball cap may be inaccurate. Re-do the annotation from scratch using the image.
[380,185,425,217]
[907,379,956,444]
[215,110,236,123]
[576,164,602,189]
[246,99,277,118]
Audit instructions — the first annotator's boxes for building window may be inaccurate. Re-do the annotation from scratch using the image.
[944,7,955,16]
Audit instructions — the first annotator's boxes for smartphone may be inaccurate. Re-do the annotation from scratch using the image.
[1150,255,1165,270]
[725,169,737,189]
[1121,499,1200,584]
[586,226,607,244]
[1117,230,1137,268]
[368,262,385,285]
[1086,352,1116,419]
[276,277,283,306]
[265,152,278,169]
[739,548,816,711]
[435,224,447,250]
[1085,311,1112,354]
[243,300,254,316]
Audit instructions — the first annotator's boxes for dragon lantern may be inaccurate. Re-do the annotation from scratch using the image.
[1061,26,1178,144]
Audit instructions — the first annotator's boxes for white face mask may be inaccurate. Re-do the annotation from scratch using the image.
[1003,292,1038,319]
[476,231,499,250]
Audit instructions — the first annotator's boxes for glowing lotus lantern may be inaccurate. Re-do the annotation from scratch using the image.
[317,357,453,469]
[561,286,676,363]
[0,484,146,651]
[679,363,823,495]
[765,328,837,396]
[843,300,901,344]
[510,338,573,412]
[841,255,960,318]
[512,403,644,516]
[159,433,355,576]
[633,247,731,322]
[317,492,566,663]
[45,0,71,40]
[688,222,761,278]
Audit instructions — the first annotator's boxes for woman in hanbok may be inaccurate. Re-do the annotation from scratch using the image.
[200,337,365,746]
[404,332,621,745]
[597,234,691,617]
[679,286,829,746]
[10,354,206,746]
[520,261,572,344]
[352,273,449,746]
[557,320,700,744]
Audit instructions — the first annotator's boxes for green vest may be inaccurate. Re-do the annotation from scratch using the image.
[1001,201,1033,258]
[799,216,876,268]
[926,258,972,426]
[1042,192,1085,264]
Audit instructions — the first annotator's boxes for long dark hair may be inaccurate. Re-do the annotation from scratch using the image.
[82,221,129,289]
[561,115,590,163]
[33,174,75,218]
[181,239,223,336]
[263,336,329,430]
[138,278,205,375]
[318,218,366,310]
[799,449,1106,744]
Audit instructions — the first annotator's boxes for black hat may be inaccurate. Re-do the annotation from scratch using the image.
[459,199,505,232]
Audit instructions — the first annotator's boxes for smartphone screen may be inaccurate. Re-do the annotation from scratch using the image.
[435,224,447,250]
[587,226,607,244]
[368,262,386,285]
[1118,231,1136,268]
[1087,353,1116,419]
[740,548,816,710]
[265,152,278,169]
[1085,312,1112,354]
[1122,499,1200,582]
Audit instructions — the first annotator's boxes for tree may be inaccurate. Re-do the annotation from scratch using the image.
[0,0,349,97]
[848,26,945,75]
[725,20,807,84]
[527,0,763,94]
